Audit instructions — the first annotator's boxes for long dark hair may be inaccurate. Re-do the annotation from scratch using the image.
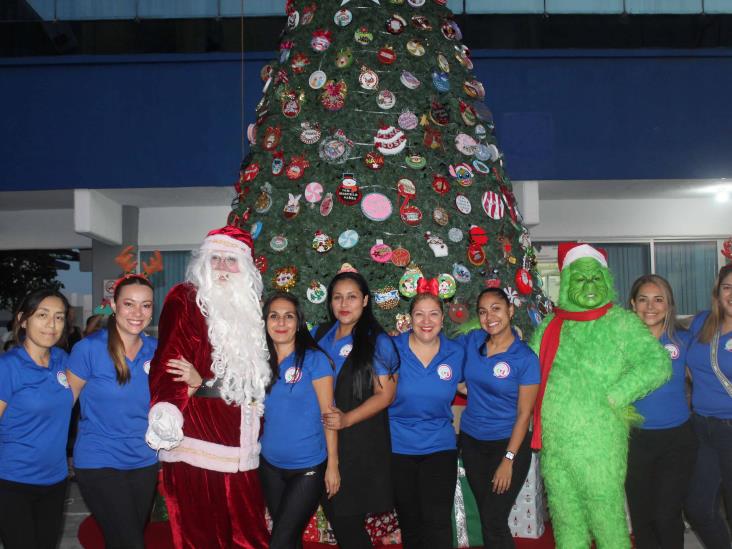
[263,292,333,392]
[475,287,514,354]
[326,272,398,401]
[108,276,154,385]
[13,288,71,348]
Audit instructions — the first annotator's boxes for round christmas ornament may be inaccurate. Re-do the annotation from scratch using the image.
[287,10,300,30]
[399,265,423,297]
[411,15,432,30]
[334,48,353,69]
[406,39,425,56]
[270,235,288,252]
[336,173,362,205]
[310,29,332,52]
[290,52,310,74]
[440,17,462,40]
[334,8,353,27]
[405,151,427,169]
[247,123,257,145]
[472,159,490,174]
[515,268,534,295]
[312,231,334,253]
[338,229,359,249]
[374,286,400,310]
[395,313,412,333]
[432,70,450,93]
[285,156,309,180]
[377,89,396,110]
[320,192,334,216]
[472,101,493,124]
[437,53,450,73]
[386,14,407,34]
[448,228,463,242]
[307,280,328,304]
[447,301,469,324]
[308,70,327,90]
[467,243,485,266]
[455,133,478,156]
[254,254,268,274]
[262,126,282,151]
[374,125,407,155]
[454,45,473,70]
[397,178,416,198]
[475,123,488,138]
[400,71,421,90]
[271,150,285,175]
[425,232,449,257]
[486,144,501,162]
[281,92,302,118]
[458,100,477,126]
[429,100,450,127]
[452,263,471,283]
[320,80,348,111]
[432,207,449,226]
[437,273,457,299]
[304,181,324,203]
[260,64,273,82]
[300,121,322,144]
[432,174,450,195]
[319,129,353,164]
[361,193,393,222]
[390,247,411,267]
[398,110,419,130]
[364,150,385,170]
[400,204,423,226]
[462,79,485,100]
[370,240,393,263]
[377,46,397,65]
[354,26,374,45]
[254,184,273,214]
[449,162,474,186]
[359,66,379,90]
[468,225,489,246]
[283,192,303,218]
[250,221,263,240]
[481,190,505,220]
[407,0,425,6]
[273,266,298,291]
[473,144,491,161]
[455,194,472,214]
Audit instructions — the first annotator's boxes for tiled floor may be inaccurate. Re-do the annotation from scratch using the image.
[53,482,707,549]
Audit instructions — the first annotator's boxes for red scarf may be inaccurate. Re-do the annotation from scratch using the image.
[531,303,613,450]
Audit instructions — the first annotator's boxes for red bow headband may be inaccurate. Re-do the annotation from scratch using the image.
[417,277,439,296]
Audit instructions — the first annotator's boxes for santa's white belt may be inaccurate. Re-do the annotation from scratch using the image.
[159,434,260,473]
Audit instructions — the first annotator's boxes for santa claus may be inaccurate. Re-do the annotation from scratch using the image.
[146,226,271,549]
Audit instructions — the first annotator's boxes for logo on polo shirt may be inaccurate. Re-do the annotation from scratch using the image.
[339,344,353,357]
[725,339,732,352]
[284,366,303,384]
[143,360,151,375]
[437,364,453,381]
[664,344,680,360]
[493,362,510,379]
[57,371,70,388]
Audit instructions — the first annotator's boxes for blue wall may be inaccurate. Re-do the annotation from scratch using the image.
[2,49,732,192]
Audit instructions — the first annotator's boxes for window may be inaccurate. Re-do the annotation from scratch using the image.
[140,250,191,326]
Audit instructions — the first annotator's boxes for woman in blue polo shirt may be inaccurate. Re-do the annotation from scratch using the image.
[259,293,338,549]
[67,276,158,549]
[625,275,697,549]
[0,289,73,549]
[685,263,732,548]
[459,287,540,549]
[389,290,464,549]
[313,269,399,549]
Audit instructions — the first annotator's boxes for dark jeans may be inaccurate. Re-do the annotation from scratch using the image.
[0,478,67,549]
[625,420,698,549]
[258,457,326,549]
[75,463,159,549]
[459,432,532,549]
[391,449,458,549]
[685,413,732,549]
[320,500,372,549]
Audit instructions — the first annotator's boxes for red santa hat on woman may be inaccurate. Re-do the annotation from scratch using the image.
[558,242,608,271]
[200,226,253,257]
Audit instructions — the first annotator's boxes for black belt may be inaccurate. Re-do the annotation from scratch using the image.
[192,378,224,398]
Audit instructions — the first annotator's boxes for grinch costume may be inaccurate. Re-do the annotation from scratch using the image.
[529,243,671,549]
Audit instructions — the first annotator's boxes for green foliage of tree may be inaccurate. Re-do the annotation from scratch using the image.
[0,251,63,313]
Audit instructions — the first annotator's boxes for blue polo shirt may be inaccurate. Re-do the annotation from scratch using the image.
[0,346,73,485]
[459,329,540,441]
[389,332,464,455]
[68,329,158,469]
[261,349,334,469]
[687,312,732,419]
[314,323,398,382]
[634,331,691,429]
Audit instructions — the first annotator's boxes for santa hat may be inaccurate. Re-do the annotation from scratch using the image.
[558,242,608,271]
[200,226,253,257]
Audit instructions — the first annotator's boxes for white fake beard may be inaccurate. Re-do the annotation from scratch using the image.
[186,250,271,406]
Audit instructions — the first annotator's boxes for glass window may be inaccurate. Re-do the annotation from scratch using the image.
[140,250,191,326]
[654,241,718,316]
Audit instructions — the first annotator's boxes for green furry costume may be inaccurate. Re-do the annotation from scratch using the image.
[528,246,670,549]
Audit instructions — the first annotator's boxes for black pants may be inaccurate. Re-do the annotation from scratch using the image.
[625,420,698,549]
[321,499,372,549]
[258,457,326,549]
[0,478,67,549]
[75,463,159,549]
[459,432,532,549]
[391,450,457,549]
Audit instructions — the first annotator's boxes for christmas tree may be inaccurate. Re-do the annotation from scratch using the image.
[229,0,550,335]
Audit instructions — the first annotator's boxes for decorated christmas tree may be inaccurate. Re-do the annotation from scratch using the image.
[229,0,551,335]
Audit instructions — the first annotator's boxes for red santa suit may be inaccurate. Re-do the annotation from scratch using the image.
[147,282,269,549]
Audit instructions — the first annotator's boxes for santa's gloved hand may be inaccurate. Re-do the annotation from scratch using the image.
[146,402,184,451]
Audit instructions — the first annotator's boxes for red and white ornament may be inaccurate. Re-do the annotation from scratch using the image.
[336,173,362,205]
[374,124,406,155]
[283,193,302,219]
[481,191,505,220]
[285,156,309,180]
[515,268,534,295]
